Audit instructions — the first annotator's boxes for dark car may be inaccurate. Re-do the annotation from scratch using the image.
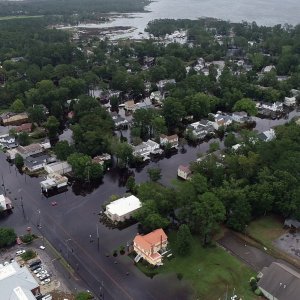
[28,259,41,268]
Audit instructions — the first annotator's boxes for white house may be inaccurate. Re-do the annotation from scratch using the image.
[177,165,191,180]
[231,111,248,123]
[44,161,72,175]
[0,134,18,149]
[24,154,54,172]
[260,102,283,112]
[284,96,296,107]
[159,134,179,148]
[40,173,68,193]
[262,65,276,73]
[213,113,233,129]
[132,140,160,159]
[105,195,142,222]
[259,128,276,142]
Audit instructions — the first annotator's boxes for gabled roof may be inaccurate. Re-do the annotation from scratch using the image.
[258,262,300,300]
[134,229,167,252]
[178,165,191,174]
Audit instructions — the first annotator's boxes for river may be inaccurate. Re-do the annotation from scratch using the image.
[61,0,300,39]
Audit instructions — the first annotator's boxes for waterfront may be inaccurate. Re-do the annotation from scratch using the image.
[61,0,300,39]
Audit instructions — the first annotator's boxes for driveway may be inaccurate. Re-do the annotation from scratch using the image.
[218,231,300,273]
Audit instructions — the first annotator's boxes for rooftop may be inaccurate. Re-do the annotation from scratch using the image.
[134,228,168,252]
[106,195,142,217]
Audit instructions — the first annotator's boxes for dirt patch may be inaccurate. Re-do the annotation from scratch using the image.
[274,232,300,260]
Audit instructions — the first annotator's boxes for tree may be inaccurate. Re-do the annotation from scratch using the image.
[45,116,60,139]
[162,97,186,130]
[176,224,192,256]
[224,133,238,148]
[27,105,46,125]
[17,132,30,146]
[113,142,133,168]
[54,141,74,160]
[126,176,136,193]
[233,98,257,116]
[75,291,93,300]
[15,154,24,170]
[147,167,161,182]
[10,99,25,113]
[0,227,16,248]
[209,141,220,153]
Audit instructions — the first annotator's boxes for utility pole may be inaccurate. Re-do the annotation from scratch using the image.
[99,281,104,300]
[2,174,6,195]
[37,209,41,228]
[20,196,25,219]
[97,223,99,252]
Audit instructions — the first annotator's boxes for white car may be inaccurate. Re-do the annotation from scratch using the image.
[4,261,9,266]
[34,268,42,274]
[39,246,45,250]
[16,250,25,256]
[36,271,47,277]
[44,278,51,284]
[41,281,46,285]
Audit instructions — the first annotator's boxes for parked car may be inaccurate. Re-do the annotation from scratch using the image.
[39,245,45,250]
[4,261,9,266]
[34,267,42,274]
[40,274,50,281]
[44,278,51,284]
[28,259,41,268]
[37,271,47,277]
[51,201,57,206]
[30,264,41,271]
[16,250,25,256]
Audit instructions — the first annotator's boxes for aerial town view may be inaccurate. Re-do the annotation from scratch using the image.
[0,0,300,299]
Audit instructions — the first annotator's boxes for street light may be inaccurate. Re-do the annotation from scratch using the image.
[37,209,41,228]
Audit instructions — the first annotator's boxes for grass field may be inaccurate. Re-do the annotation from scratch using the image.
[159,234,256,300]
[247,215,286,249]
[0,15,43,21]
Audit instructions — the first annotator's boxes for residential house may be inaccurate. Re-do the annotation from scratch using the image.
[124,100,136,112]
[0,112,29,126]
[186,120,215,139]
[8,143,44,160]
[259,102,284,112]
[177,165,191,180]
[143,56,155,67]
[257,262,300,300]
[132,140,160,160]
[40,140,51,150]
[290,89,300,97]
[284,219,300,230]
[212,113,233,129]
[40,173,68,193]
[133,228,168,265]
[15,123,32,133]
[284,96,296,107]
[135,99,154,111]
[0,134,18,149]
[0,194,13,212]
[0,261,40,300]
[159,134,179,148]
[258,128,276,142]
[24,153,55,172]
[157,79,176,90]
[105,195,142,223]
[111,113,129,128]
[231,111,249,123]
[44,161,72,175]
[92,153,111,166]
[150,91,164,104]
[262,65,276,73]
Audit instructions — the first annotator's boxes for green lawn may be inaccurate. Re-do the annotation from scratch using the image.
[247,215,286,249]
[0,15,43,21]
[159,234,256,300]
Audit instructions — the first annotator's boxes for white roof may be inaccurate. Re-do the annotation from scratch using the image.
[0,194,6,209]
[106,195,142,217]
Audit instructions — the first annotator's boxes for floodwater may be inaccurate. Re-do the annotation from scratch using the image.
[62,0,300,39]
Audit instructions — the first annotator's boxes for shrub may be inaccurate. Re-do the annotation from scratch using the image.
[119,245,125,255]
[0,227,17,248]
[75,291,93,300]
[177,273,183,280]
[21,249,37,261]
[20,234,34,244]
[254,288,262,296]
[113,249,118,257]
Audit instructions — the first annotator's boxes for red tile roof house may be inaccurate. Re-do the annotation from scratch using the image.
[133,228,168,265]
[177,165,192,180]
[15,123,32,133]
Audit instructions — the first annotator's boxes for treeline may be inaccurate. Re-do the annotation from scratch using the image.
[133,122,300,244]
[0,0,150,16]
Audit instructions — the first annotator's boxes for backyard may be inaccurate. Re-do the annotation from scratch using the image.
[157,234,256,300]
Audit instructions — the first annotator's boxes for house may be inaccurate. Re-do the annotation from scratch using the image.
[284,96,296,107]
[92,153,111,166]
[186,120,215,139]
[258,128,276,142]
[24,153,55,172]
[0,261,40,300]
[111,113,129,128]
[15,123,32,133]
[40,140,51,150]
[231,111,249,123]
[213,113,233,129]
[44,161,72,175]
[177,165,191,180]
[133,228,168,265]
[124,100,136,111]
[257,262,300,300]
[40,173,68,193]
[13,143,44,159]
[0,112,29,126]
[105,195,142,222]
[135,100,154,111]
[284,219,300,229]
[262,65,276,73]
[150,91,164,104]
[290,89,300,97]
[0,194,13,212]
[159,134,179,148]
[0,134,18,149]
[157,79,176,90]
[132,140,160,160]
[259,102,284,112]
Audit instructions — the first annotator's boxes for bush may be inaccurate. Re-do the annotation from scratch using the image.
[249,277,258,291]
[20,234,34,244]
[21,249,37,261]
[113,249,118,257]
[177,273,183,280]
[119,245,125,255]
[254,288,262,296]
[0,227,17,248]
[75,291,93,300]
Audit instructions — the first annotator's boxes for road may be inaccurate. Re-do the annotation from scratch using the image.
[0,153,191,300]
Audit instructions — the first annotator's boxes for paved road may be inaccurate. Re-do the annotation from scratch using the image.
[218,231,300,273]
[0,153,191,300]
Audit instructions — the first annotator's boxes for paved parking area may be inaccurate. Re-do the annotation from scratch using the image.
[274,232,300,258]
[0,241,71,296]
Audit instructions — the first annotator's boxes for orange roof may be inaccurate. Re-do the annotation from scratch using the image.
[134,228,167,252]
